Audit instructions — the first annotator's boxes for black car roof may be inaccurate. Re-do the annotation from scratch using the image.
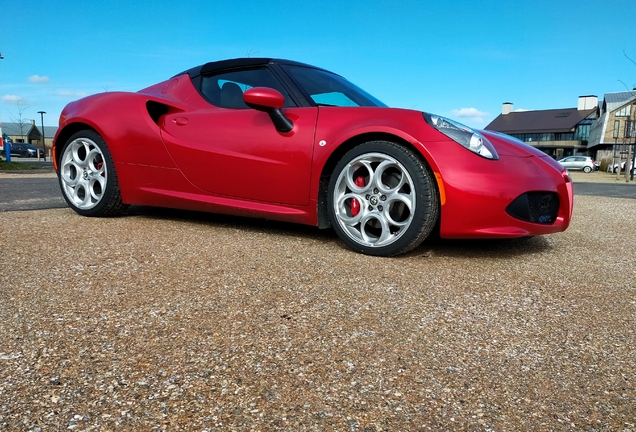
[176,58,331,79]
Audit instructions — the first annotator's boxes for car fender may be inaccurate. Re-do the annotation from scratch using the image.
[312,107,444,178]
[54,92,185,169]
[310,107,449,227]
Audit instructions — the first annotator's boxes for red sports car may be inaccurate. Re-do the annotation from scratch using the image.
[52,58,573,256]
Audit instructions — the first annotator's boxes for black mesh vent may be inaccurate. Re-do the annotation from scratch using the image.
[506,192,560,224]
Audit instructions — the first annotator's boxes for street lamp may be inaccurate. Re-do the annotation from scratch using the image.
[37,111,46,161]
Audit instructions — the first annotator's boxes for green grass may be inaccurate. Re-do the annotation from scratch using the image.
[0,160,42,171]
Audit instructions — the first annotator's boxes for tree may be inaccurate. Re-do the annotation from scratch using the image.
[6,100,31,143]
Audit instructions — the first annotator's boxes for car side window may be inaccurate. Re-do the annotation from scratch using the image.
[201,68,294,109]
[280,64,386,107]
[312,92,358,107]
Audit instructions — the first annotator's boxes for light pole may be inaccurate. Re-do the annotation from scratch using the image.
[37,111,46,161]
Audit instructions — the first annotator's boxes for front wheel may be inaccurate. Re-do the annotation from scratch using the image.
[58,130,127,217]
[327,141,439,256]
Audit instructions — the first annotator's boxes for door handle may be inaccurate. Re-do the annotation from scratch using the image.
[173,117,188,126]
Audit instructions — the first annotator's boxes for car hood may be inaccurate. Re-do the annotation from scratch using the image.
[480,130,564,171]
[481,130,549,158]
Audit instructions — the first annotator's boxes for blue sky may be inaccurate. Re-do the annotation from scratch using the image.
[1,0,635,129]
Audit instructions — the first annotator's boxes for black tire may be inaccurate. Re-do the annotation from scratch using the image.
[583,166,592,173]
[58,129,127,217]
[327,140,439,256]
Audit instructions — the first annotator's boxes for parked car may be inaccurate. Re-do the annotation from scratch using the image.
[22,143,45,158]
[558,156,595,173]
[608,160,635,174]
[52,57,574,256]
[0,142,45,158]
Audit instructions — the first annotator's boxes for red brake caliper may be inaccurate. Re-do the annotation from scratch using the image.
[350,176,365,216]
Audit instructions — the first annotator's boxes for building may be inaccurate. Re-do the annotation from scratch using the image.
[587,90,636,170]
[485,96,598,160]
[1,121,58,151]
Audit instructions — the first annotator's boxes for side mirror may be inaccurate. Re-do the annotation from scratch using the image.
[243,87,293,133]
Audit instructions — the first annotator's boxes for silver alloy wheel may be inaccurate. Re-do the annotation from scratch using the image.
[332,152,416,248]
[60,137,107,210]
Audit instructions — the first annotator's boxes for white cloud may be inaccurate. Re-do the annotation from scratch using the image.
[57,90,88,98]
[451,107,489,124]
[452,107,489,118]
[28,75,50,83]
[1,95,23,103]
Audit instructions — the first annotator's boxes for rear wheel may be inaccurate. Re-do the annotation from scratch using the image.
[583,166,592,173]
[58,130,126,216]
[328,141,439,256]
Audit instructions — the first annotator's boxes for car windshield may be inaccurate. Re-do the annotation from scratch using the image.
[281,65,387,108]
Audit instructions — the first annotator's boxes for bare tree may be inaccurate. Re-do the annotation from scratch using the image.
[6,100,32,143]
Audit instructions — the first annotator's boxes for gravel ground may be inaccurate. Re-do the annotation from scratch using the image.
[1,196,635,431]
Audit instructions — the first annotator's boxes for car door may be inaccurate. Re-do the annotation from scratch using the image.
[160,67,318,206]
[560,157,574,169]
[11,144,23,157]
[571,157,583,170]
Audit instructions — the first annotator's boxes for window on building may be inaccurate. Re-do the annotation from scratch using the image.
[525,133,540,142]
[615,105,631,117]
[539,133,554,141]
[574,125,590,141]
[574,119,593,144]
[613,119,621,139]
[627,120,636,138]
[554,133,574,141]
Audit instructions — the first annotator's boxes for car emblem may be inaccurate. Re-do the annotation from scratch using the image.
[369,196,379,206]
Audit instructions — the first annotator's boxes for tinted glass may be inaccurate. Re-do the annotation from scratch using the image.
[281,65,386,108]
[201,68,294,109]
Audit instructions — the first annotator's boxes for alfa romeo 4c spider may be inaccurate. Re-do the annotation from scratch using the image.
[52,58,573,256]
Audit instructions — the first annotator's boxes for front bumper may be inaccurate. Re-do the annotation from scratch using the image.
[432,147,573,239]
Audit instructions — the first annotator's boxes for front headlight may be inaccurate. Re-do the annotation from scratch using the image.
[423,113,498,160]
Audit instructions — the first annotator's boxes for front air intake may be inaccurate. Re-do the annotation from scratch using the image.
[506,192,560,224]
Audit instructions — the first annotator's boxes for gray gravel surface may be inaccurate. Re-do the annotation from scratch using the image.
[0,173,66,211]
[1,196,635,431]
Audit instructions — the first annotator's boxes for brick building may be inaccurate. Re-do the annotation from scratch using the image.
[587,90,636,170]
